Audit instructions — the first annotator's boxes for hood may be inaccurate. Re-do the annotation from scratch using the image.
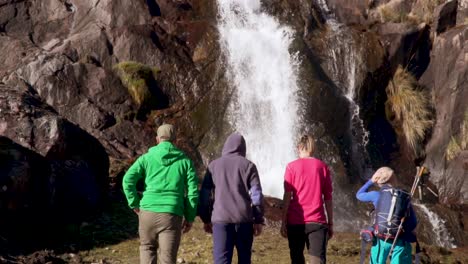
[222,132,246,157]
[149,141,184,166]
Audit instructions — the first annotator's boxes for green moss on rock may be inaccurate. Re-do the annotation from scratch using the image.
[114,61,159,106]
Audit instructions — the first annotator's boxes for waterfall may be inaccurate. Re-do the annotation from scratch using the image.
[315,0,371,179]
[414,203,457,248]
[217,0,300,197]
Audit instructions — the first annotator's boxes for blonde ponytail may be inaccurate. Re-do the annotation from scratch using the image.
[297,134,315,155]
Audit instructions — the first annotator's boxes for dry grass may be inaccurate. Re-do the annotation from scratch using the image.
[114,61,159,106]
[11,201,468,263]
[376,0,446,24]
[445,111,468,161]
[386,66,433,154]
[77,218,468,264]
[408,0,446,24]
[77,217,364,264]
[378,3,406,23]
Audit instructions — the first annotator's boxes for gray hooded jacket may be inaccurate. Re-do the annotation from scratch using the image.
[199,133,264,224]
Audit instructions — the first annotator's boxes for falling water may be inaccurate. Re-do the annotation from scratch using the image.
[414,203,457,248]
[316,0,371,178]
[217,0,301,197]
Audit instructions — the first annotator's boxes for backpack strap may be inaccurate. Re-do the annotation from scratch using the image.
[387,189,397,225]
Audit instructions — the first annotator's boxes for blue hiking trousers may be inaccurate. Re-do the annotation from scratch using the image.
[212,223,254,264]
[370,238,412,264]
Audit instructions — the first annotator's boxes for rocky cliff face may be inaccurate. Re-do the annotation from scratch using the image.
[0,0,466,249]
[0,0,227,248]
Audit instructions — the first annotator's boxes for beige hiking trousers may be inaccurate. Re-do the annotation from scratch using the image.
[138,210,183,264]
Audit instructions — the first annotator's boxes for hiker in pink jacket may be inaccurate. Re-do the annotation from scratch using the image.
[281,134,333,264]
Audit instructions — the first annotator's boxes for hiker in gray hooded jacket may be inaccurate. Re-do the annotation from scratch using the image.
[199,132,264,264]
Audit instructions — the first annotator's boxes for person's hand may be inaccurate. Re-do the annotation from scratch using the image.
[182,220,193,234]
[280,222,287,238]
[133,208,140,215]
[203,223,213,234]
[254,224,263,236]
[328,224,334,240]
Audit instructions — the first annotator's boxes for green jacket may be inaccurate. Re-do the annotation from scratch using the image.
[122,141,199,222]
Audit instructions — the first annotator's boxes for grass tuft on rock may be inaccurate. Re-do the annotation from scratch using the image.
[114,61,159,106]
[386,66,433,154]
[377,3,406,23]
[377,0,445,24]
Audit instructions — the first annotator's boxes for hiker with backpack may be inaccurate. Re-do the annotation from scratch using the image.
[356,167,418,264]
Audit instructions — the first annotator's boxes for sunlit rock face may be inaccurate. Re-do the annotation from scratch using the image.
[421,26,468,206]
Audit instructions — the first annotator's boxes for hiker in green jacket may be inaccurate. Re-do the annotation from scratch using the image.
[122,124,199,264]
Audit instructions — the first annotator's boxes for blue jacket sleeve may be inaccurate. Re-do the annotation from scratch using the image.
[198,168,214,223]
[356,180,379,207]
[247,164,264,224]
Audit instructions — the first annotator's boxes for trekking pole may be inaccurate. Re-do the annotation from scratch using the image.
[387,166,425,261]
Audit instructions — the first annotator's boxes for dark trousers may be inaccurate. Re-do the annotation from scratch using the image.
[213,223,254,264]
[287,223,329,264]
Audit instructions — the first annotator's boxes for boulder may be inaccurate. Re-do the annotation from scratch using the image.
[17,54,131,131]
[421,25,468,205]
[0,82,109,246]
[324,0,370,25]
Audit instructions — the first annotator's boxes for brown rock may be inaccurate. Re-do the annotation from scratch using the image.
[0,82,109,246]
[421,25,468,205]
[376,22,431,75]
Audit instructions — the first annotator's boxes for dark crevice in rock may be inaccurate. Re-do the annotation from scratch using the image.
[86,55,103,67]
[101,28,114,56]
[64,2,74,12]
[146,0,161,17]
[406,25,431,79]
[178,3,192,11]
[62,51,79,63]
[150,30,164,51]
[28,32,37,47]
[58,0,75,12]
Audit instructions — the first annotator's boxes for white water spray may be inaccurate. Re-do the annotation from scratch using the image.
[414,203,457,248]
[217,0,300,197]
[316,0,370,177]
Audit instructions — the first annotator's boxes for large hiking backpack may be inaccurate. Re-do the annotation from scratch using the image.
[373,186,411,240]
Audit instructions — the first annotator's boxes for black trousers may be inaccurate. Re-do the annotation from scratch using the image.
[287,223,329,264]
